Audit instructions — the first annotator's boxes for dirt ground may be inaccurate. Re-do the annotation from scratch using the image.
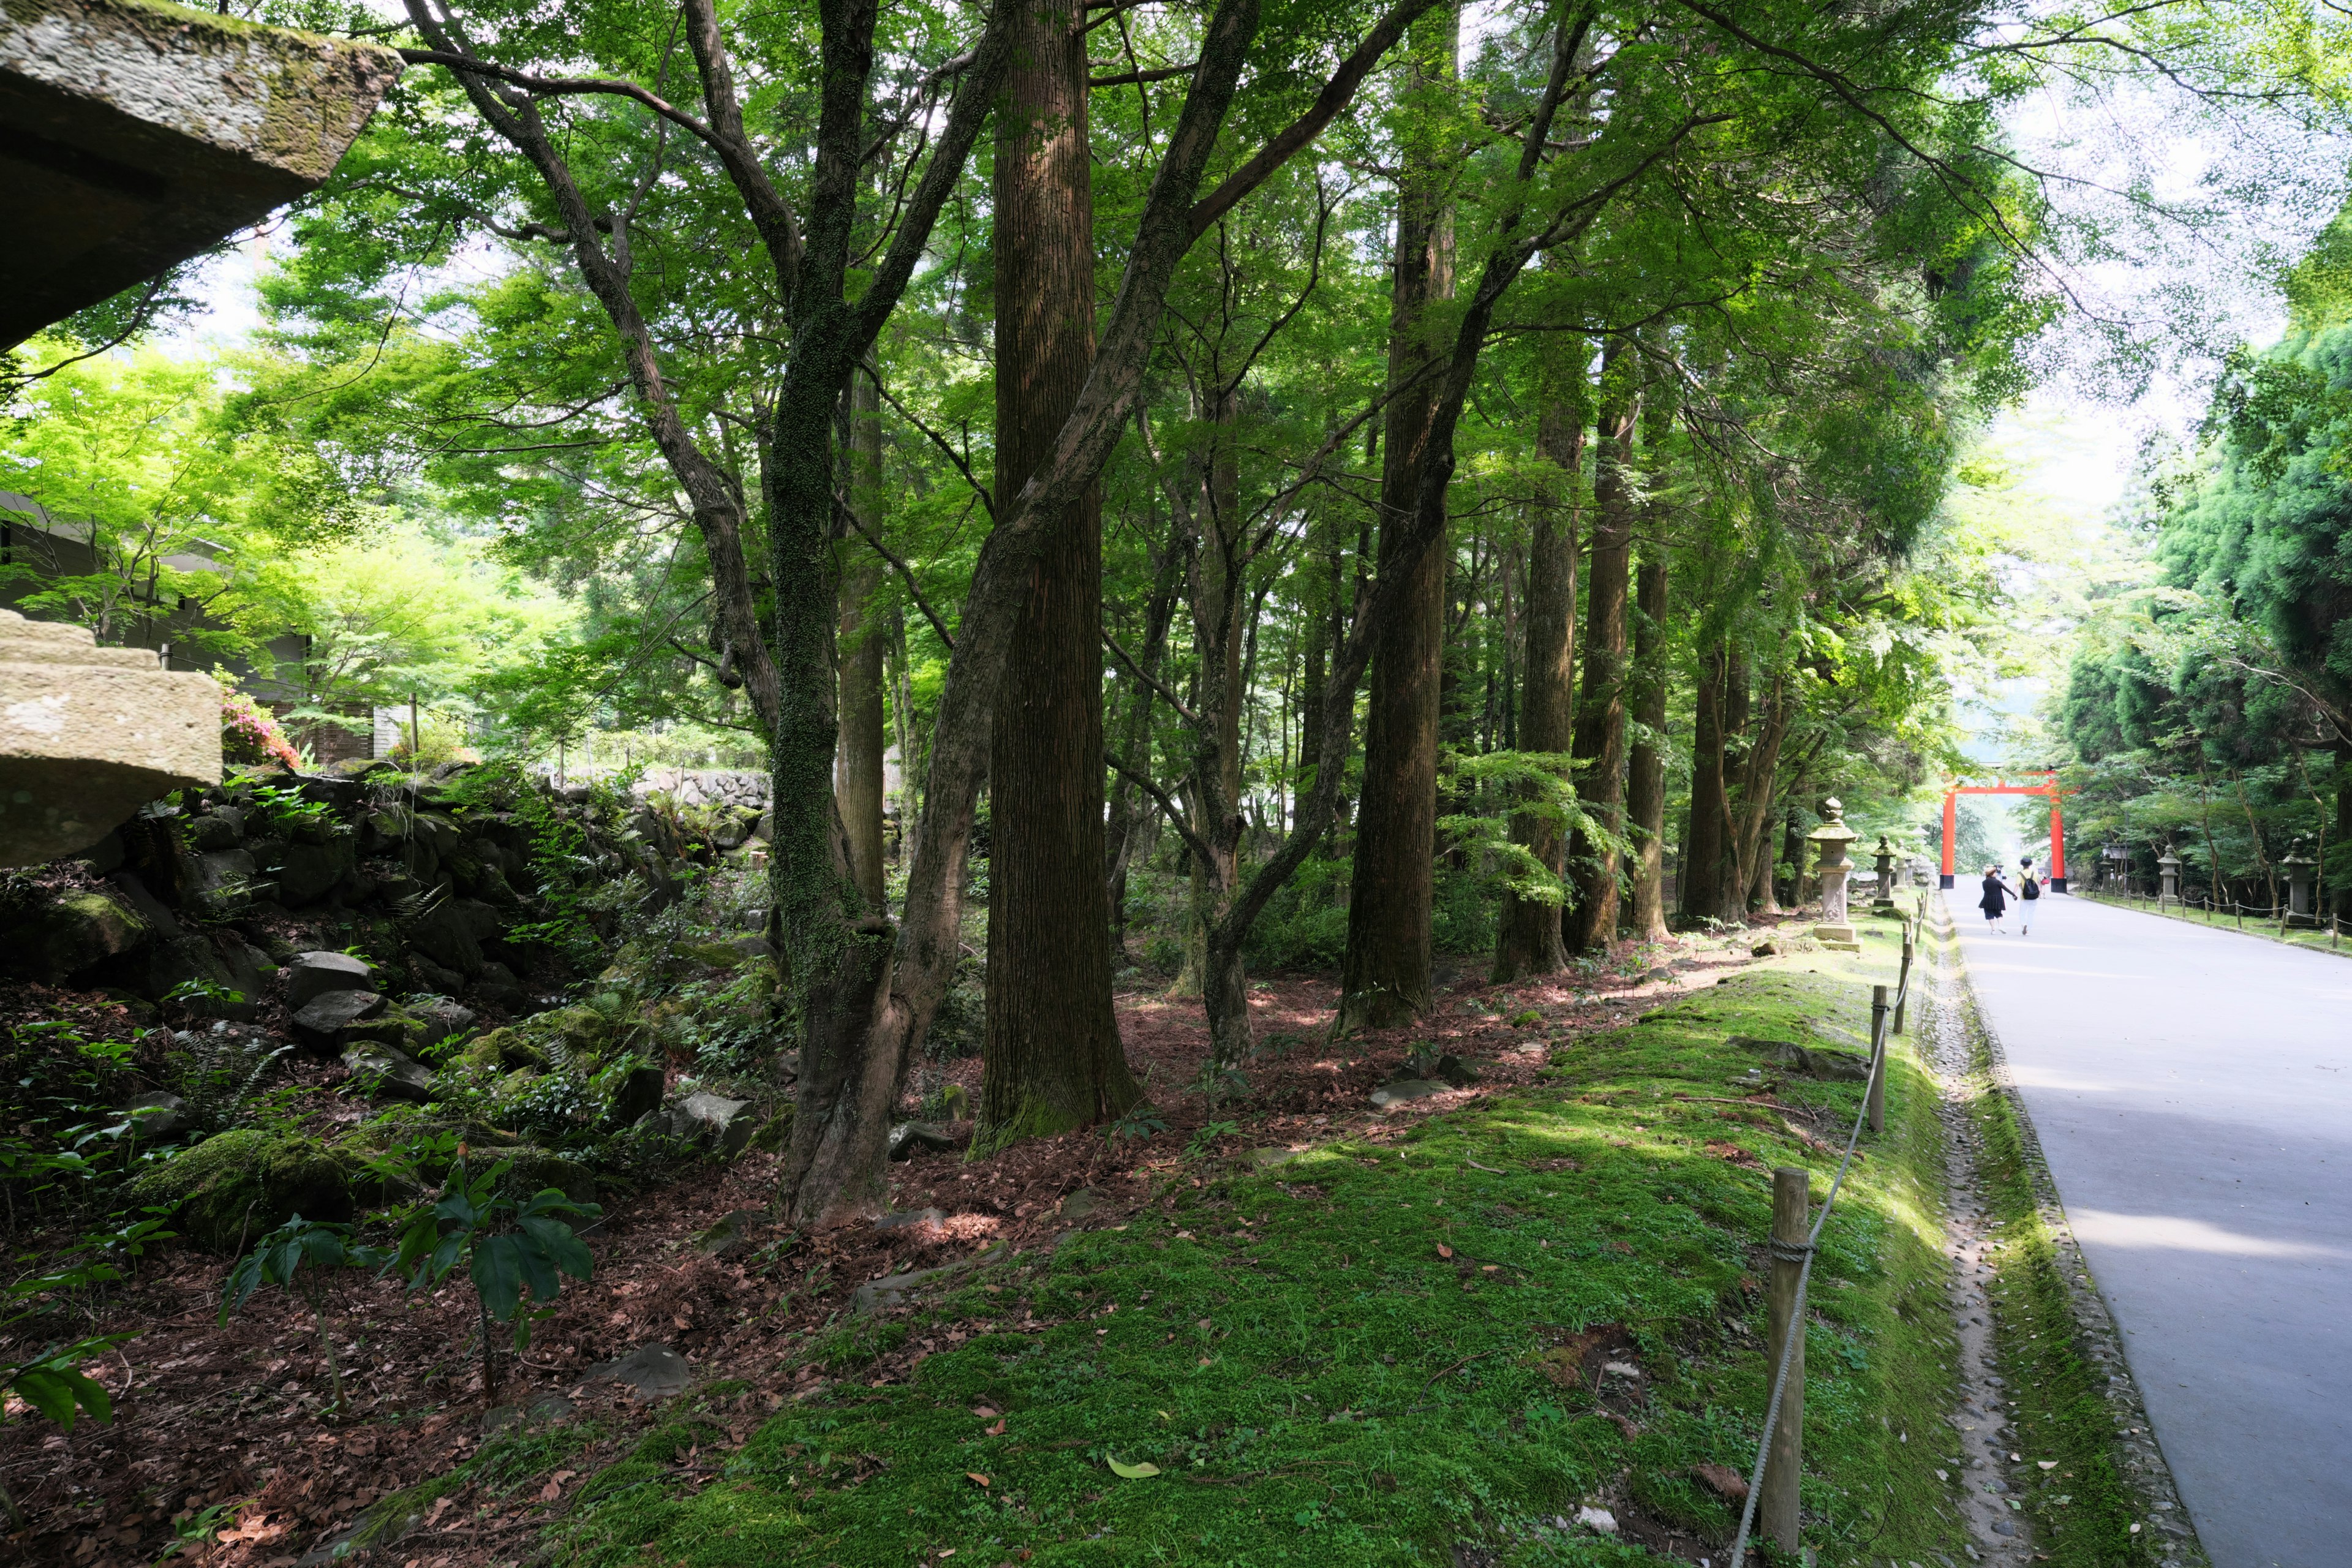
[3,923,1789,1568]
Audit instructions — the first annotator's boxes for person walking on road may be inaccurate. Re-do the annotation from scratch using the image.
[2017,856,2042,934]
[1980,865,2013,932]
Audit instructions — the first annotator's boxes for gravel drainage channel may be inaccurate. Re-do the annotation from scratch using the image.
[1921,902,2207,1568]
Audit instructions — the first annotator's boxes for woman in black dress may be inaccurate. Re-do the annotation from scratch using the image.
[1978,865,2011,932]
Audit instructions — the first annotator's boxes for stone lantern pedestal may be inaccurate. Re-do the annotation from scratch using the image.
[2283,837,2319,927]
[0,609,219,865]
[1871,834,1899,913]
[2158,846,2182,907]
[1808,799,1860,951]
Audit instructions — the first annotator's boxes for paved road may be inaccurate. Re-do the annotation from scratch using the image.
[1950,891,2352,1567]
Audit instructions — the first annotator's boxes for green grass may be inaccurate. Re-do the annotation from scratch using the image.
[552,925,1972,1566]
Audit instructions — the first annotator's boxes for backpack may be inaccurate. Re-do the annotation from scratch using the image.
[2020,873,2040,900]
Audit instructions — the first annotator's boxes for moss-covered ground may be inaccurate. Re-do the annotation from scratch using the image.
[538,917,1979,1566]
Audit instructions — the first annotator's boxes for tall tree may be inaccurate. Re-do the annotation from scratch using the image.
[1625,368,1673,940]
[1564,342,1635,952]
[837,366,889,909]
[1680,642,1731,921]
[1626,546,1670,941]
[1338,1,1460,1033]
[1492,336,1583,979]
[979,0,1140,1147]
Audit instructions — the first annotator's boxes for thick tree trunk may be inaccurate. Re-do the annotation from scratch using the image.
[1626,549,1669,943]
[1564,349,1635,954]
[837,366,889,910]
[979,0,1137,1147]
[1337,1,1458,1034]
[1680,646,1727,922]
[769,314,902,1229]
[1493,352,1581,980]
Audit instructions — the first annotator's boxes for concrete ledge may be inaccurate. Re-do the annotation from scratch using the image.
[0,0,401,347]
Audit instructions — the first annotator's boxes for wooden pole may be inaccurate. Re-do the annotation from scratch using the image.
[1868,984,1888,1136]
[1763,1166,1808,1550]
[1893,941,1912,1035]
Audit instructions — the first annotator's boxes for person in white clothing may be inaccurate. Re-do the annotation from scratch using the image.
[2016,856,2042,933]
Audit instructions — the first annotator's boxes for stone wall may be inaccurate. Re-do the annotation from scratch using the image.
[0,759,771,1017]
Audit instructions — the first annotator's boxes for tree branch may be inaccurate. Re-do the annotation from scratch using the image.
[1105,752,1216,869]
[1187,0,1442,238]
[1103,626,1199,725]
[837,494,957,651]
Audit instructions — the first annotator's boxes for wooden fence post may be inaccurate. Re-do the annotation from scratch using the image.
[1893,940,1913,1035]
[1763,1166,1809,1550]
[1868,984,1888,1136]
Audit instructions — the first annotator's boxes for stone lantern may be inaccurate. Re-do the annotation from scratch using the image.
[2158,845,2182,905]
[1807,798,1860,951]
[2282,836,2319,926]
[0,609,219,865]
[1871,834,1898,912]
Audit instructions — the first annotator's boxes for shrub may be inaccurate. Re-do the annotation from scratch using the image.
[219,687,300,770]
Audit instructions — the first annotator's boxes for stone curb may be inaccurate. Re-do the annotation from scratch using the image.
[1939,912,2210,1567]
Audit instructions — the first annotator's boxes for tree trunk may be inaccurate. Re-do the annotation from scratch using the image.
[1626,548,1669,942]
[837,365,889,910]
[979,0,1139,1147]
[1564,347,1635,954]
[1681,645,1727,922]
[1728,676,1793,908]
[1104,526,1182,965]
[1714,653,1753,923]
[1189,385,1255,1061]
[1493,345,1581,980]
[1336,0,1458,1034]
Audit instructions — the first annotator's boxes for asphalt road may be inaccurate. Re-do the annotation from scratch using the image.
[1951,890,2352,1568]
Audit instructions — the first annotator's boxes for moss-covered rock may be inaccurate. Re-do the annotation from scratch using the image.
[503,1145,598,1207]
[459,1025,548,1072]
[127,1128,356,1251]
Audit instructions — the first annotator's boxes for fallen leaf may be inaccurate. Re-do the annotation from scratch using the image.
[973,1406,1000,1419]
[1436,1243,1454,1260]
[2037,1460,2057,1471]
[986,1417,1007,1436]
[539,1477,564,1502]
[1693,1461,1749,1502]
[1107,1456,1161,1479]
[965,1472,990,1487]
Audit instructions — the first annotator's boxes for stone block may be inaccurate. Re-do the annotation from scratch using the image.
[341,1042,433,1102]
[292,987,385,1049]
[287,949,374,1008]
[0,609,219,864]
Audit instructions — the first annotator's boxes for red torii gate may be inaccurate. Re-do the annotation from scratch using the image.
[1940,770,2068,891]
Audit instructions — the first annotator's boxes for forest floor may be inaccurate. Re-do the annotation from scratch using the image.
[11,912,1982,1568]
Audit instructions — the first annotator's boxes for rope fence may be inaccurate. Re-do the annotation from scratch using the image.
[2079,883,2343,946]
[1727,890,1926,1564]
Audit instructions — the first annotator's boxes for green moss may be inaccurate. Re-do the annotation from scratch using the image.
[128,1128,355,1251]
[552,923,1971,1564]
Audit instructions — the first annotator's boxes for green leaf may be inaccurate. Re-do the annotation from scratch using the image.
[1106,1455,1161,1479]
[11,1365,108,1428]
[472,1234,524,1321]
